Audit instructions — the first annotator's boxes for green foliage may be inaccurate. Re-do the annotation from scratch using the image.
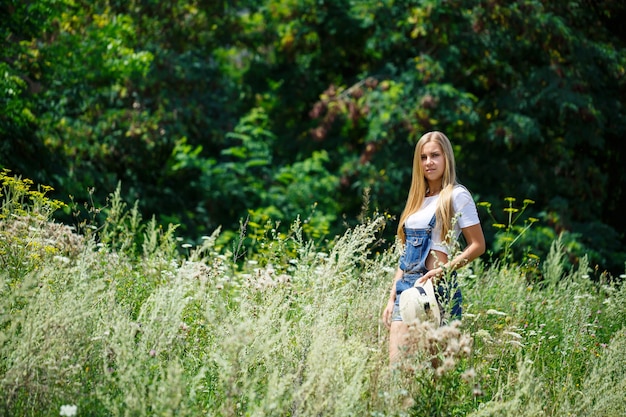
[478,194,626,279]
[0,169,66,219]
[462,247,626,417]
[0,171,71,284]
[299,0,626,272]
[1,0,625,273]
[181,107,342,252]
[478,197,540,264]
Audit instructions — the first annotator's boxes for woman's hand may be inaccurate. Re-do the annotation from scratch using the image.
[415,223,485,287]
[382,299,395,329]
[416,268,442,285]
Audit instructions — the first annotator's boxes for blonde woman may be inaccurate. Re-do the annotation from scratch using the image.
[382,131,486,362]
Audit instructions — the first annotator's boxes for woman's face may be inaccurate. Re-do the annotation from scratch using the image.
[420,141,445,184]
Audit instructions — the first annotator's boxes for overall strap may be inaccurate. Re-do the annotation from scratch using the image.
[428,214,436,230]
[401,214,437,233]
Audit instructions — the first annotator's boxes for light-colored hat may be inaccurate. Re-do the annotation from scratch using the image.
[399,279,441,326]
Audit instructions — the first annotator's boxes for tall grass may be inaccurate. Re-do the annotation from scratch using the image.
[0,172,624,416]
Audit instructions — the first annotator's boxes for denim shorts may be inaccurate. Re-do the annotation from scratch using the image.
[392,272,462,323]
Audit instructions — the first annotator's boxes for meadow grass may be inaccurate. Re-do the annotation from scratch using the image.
[0,173,624,416]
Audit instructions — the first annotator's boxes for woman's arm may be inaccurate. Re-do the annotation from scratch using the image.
[417,223,485,284]
[382,267,404,328]
[448,223,485,270]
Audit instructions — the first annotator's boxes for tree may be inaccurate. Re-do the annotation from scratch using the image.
[1,0,624,272]
[263,0,626,272]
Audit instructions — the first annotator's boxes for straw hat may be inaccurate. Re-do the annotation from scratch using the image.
[399,279,441,326]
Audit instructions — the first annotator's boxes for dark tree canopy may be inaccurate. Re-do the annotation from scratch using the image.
[1,0,625,274]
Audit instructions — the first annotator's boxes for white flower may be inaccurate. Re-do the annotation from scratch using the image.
[53,255,70,264]
[60,404,77,416]
[461,368,476,381]
[474,329,492,341]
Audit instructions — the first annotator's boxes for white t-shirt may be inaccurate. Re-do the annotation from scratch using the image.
[404,185,480,254]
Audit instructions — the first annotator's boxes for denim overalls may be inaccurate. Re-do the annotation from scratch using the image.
[392,215,463,323]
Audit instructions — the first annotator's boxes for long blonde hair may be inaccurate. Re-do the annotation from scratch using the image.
[397,131,457,243]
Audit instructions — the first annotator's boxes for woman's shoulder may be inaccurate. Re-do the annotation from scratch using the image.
[451,184,476,208]
[452,184,473,198]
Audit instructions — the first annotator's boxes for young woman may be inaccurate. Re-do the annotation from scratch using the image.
[382,131,486,362]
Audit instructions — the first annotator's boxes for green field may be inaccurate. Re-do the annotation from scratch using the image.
[1,173,624,417]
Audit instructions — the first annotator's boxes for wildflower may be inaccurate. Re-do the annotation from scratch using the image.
[60,404,77,416]
[182,243,192,249]
[445,339,460,356]
[474,329,492,341]
[442,357,456,371]
[461,368,476,382]
[486,309,507,316]
[53,255,70,264]
[402,396,416,409]
[276,274,291,283]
